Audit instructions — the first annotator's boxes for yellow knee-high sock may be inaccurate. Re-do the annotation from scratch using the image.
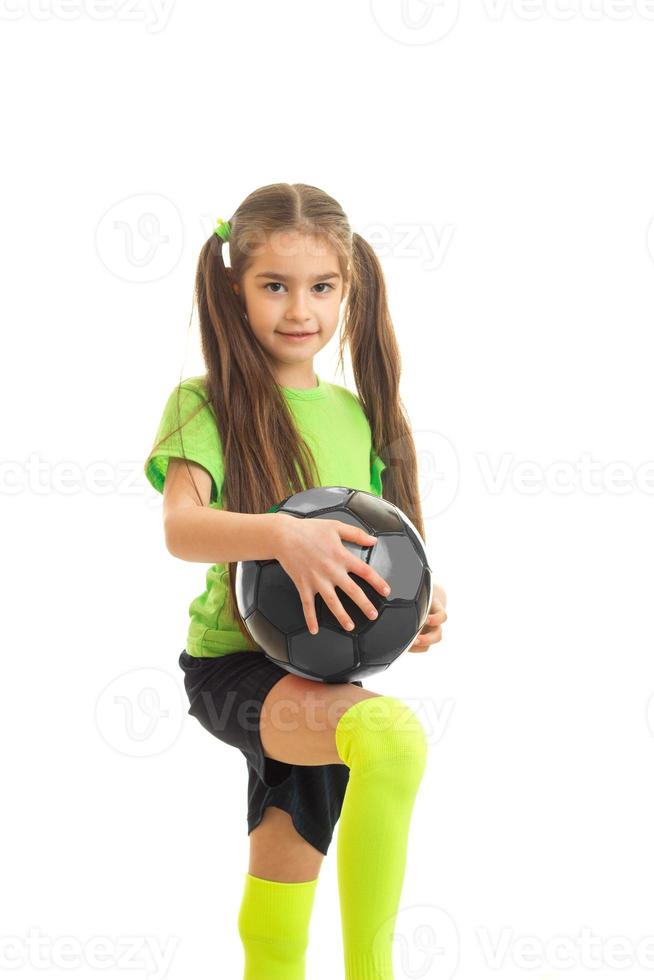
[335,695,428,980]
[237,872,318,980]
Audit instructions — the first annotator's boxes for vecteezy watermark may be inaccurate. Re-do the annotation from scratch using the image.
[480,0,654,21]
[373,904,460,979]
[476,924,654,970]
[370,0,654,46]
[95,667,186,758]
[0,454,145,497]
[0,927,179,978]
[259,693,454,748]
[95,193,183,283]
[0,0,175,33]
[370,913,654,976]
[0,437,460,518]
[362,222,455,272]
[417,431,459,519]
[370,0,461,45]
[380,431,459,521]
[201,217,457,269]
[476,451,654,495]
[0,454,192,513]
[6,448,654,506]
[192,690,454,749]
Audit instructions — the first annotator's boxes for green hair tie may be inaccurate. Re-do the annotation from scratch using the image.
[213,217,231,242]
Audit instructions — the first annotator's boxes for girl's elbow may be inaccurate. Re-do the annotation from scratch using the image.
[164,513,184,558]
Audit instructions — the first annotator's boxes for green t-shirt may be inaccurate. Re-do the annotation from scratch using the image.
[144,373,387,657]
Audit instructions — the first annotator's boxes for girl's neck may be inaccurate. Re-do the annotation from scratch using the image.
[275,367,318,390]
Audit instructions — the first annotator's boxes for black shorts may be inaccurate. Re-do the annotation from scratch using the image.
[178,649,363,856]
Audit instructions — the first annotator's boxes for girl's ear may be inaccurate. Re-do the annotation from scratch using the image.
[225,267,248,320]
[225,266,241,296]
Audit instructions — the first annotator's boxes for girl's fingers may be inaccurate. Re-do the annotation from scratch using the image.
[340,523,377,547]
[302,594,319,635]
[321,586,355,632]
[353,558,391,599]
[410,606,448,649]
[415,625,443,646]
[337,571,379,622]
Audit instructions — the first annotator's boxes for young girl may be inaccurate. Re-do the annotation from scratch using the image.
[144,182,448,980]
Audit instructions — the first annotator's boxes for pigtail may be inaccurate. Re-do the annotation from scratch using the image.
[337,232,426,544]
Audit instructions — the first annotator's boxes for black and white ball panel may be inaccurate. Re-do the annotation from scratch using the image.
[235,487,432,684]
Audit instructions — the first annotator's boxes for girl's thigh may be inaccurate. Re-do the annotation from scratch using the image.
[259,673,381,768]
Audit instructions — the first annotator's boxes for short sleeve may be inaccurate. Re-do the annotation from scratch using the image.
[370,446,386,497]
[144,381,225,505]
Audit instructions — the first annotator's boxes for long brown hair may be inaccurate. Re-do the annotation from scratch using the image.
[165,182,424,645]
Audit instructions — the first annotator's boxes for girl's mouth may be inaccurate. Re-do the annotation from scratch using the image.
[277,332,317,341]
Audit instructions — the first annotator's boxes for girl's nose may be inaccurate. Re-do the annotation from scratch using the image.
[285,293,311,321]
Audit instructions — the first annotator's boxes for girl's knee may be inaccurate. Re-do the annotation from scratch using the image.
[334,695,428,775]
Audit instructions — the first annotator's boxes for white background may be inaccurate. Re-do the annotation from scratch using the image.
[2,1,654,978]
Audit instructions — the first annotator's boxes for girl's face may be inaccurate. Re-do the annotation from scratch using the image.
[228,230,347,387]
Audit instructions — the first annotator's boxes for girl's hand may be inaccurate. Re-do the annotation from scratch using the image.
[408,583,448,652]
[272,512,392,635]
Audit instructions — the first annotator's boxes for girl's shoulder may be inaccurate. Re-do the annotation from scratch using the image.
[326,382,374,441]
[177,374,209,397]
[330,382,370,419]
[159,375,215,429]
[327,381,362,409]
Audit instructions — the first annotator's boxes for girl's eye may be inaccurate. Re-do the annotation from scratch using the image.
[264,282,334,294]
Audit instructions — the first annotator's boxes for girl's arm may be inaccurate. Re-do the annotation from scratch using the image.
[166,507,281,564]
[162,457,281,564]
[163,459,391,635]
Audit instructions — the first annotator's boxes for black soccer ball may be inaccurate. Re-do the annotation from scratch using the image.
[235,486,432,684]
